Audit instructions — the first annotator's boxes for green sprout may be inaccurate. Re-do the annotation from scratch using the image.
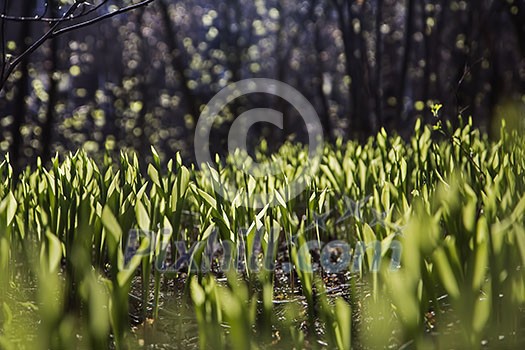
[431,103,443,118]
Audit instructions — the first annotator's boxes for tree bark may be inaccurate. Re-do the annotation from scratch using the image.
[158,0,199,121]
[397,0,415,124]
[41,7,59,163]
[9,0,34,174]
[374,0,384,127]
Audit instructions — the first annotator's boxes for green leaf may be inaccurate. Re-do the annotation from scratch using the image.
[320,164,341,192]
[472,296,490,333]
[433,248,460,299]
[400,158,407,181]
[151,146,161,168]
[171,166,190,208]
[148,163,161,188]
[1,302,13,331]
[118,237,150,287]
[135,200,150,231]
[6,191,17,226]
[190,277,205,306]
[195,187,217,209]
[334,298,351,350]
[45,231,63,273]
[102,206,122,243]
[472,217,488,290]
[274,189,287,208]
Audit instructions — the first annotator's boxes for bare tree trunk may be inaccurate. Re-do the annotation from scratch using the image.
[41,5,59,162]
[158,0,199,121]
[506,0,525,113]
[313,6,332,142]
[503,0,525,57]
[275,0,290,144]
[9,0,34,174]
[374,0,384,128]
[135,8,150,161]
[397,0,415,125]
[333,0,372,139]
[353,1,374,135]
[433,0,449,115]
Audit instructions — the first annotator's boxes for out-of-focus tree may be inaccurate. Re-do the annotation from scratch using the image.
[0,0,156,170]
[331,0,374,137]
[1,0,524,168]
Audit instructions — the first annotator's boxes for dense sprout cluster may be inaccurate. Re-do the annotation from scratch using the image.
[0,121,524,348]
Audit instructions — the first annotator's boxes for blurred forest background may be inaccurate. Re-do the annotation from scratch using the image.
[1,0,524,172]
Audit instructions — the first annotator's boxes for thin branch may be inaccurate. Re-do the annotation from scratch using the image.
[0,0,48,21]
[0,0,8,83]
[0,1,82,89]
[452,57,483,117]
[0,0,155,91]
[0,1,108,22]
[50,0,155,38]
